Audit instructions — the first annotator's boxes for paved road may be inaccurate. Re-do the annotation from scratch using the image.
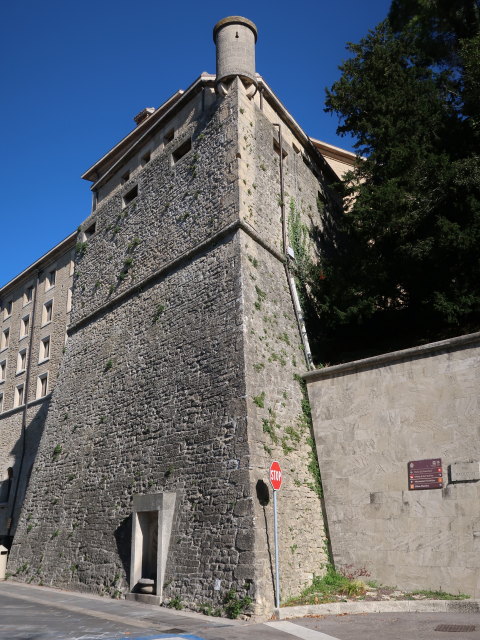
[1,591,160,640]
[0,582,479,640]
[0,582,284,640]
[285,612,480,640]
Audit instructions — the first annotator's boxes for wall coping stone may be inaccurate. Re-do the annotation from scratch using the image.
[303,331,480,382]
[275,599,480,619]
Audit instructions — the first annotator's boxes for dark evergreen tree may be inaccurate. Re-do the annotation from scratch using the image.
[312,0,480,363]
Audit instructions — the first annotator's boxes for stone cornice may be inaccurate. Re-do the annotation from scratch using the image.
[303,331,480,382]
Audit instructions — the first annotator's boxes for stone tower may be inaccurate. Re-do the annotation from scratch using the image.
[8,17,335,616]
[214,16,258,93]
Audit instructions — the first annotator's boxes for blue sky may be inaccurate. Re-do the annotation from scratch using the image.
[1,0,391,288]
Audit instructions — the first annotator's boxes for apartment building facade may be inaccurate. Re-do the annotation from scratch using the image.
[0,234,75,546]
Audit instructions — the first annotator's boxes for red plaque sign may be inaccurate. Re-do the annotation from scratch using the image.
[408,458,443,490]
[269,461,282,491]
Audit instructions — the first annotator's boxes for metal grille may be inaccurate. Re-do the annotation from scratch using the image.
[434,624,476,632]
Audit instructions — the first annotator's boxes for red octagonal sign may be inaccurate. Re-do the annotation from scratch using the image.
[270,461,282,490]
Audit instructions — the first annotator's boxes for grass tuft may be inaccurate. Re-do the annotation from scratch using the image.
[283,566,366,606]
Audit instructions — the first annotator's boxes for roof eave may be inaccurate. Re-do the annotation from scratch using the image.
[82,75,216,186]
[257,77,343,184]
[0,232,77,295]
[81,89,186,183]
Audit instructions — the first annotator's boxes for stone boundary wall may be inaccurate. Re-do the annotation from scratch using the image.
[305,332,480,598]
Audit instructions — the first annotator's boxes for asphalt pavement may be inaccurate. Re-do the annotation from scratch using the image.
[0,582,479,640]
[283,612,480,640]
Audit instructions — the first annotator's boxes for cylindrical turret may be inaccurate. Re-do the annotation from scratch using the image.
[213,16,258,91]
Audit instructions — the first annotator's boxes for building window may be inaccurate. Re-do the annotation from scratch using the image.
[37,373,48,399]
[3,300,12,319]
[142,151,151,166]
[43,300,53,325]
[273,137,288,159]
[40,336,50,362]
[17,349,27,374]
[172,138,192,164]
[69,255,75,276]
[67,288,73,313]
[24,284,34,306]
[164,128,174,143]
[1,329,9,351]
[45,269,56,291]
[15,384,25,407]
[85,222,96,238]
[121,170,130,184]
[0,360,6,382]
[123,185,138,208]
[20,315,30,339]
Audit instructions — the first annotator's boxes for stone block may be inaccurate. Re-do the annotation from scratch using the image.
[235,531,254,551]
[450,461,480,483]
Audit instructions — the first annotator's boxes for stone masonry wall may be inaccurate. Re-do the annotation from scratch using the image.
[9,76,331,615]
[306,334,480,598]
[8,83,257,608]
[71,88,238,326]
[237,81,329,607]
[9,237,252,604]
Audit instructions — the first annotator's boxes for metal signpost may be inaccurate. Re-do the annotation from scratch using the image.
[269,460,282,609]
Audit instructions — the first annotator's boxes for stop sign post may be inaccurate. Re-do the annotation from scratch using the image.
[270,460,282,490]
[269,461,282,609]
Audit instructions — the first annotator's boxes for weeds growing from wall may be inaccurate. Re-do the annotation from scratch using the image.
[293,374,323,498]
[223,588,252,619]
[262,411,279,444]
[253,392,265,408]
[76,242,88,257]
[127,237,141,252]
[167,595,183,610]
[152,304,165,323]
[52,445,62,460]
[254,285,267,311]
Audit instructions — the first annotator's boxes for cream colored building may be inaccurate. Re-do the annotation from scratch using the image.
[0,233,75,546]
[312,138,356,179]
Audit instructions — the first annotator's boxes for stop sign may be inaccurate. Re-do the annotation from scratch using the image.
[269,461,282,490]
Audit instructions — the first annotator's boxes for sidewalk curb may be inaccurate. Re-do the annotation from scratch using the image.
[274,599,480,619]
[0,581,241,627]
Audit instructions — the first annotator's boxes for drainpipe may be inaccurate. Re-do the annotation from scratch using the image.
[273,123,314,370]
[91,189,98,213]
[7,271,40,539]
